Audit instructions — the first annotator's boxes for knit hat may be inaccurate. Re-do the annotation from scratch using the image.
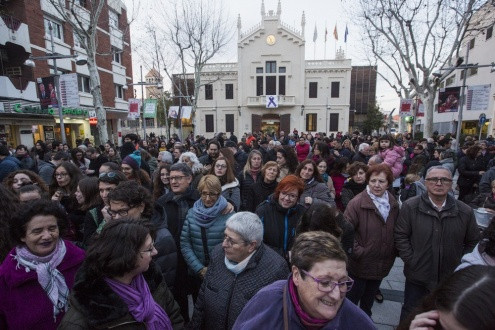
[122,150,141,171]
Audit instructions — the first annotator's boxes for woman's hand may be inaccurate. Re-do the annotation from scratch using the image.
[52,189,63,201]
[409,310,439,330]
[222,202,234,214]
[304,196,313,205]
[102,205,112,221]
[199,267,208,278]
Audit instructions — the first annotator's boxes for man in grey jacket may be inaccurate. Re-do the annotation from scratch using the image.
[395,166,479,322]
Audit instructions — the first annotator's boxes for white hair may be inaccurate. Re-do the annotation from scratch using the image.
[178,151,203,174]
[158,151,173,164]
[226,212,264,247]
[358,143,370,152]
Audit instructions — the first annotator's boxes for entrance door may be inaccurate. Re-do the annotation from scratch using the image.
[261,114,280,136]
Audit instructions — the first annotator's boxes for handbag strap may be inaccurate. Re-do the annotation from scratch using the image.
[283,284,289,330]
[200,227,210,266]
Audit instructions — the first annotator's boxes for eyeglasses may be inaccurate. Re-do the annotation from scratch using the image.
[55,172,68,178]
[140,241,156,255]
[107,206,134,217]
[425,177,453,185]
[160,173,170,178]
[99,171,118,179]
[201,192,220,198]
[301,269,354,293]
[215,164,227,169]
[280,192,298,200]
[223,235,246,246]
[169,176,187,182]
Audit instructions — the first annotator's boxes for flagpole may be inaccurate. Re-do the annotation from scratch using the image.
[324,21,327,59]
[314,41,316,60]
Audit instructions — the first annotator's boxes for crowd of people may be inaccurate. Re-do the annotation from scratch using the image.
[0,128,495,329]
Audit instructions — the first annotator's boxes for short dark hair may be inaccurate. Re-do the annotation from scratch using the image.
[107,181,152,218]
[100,162,120,172]
[10,200,67,245]
[15,144,28,151]
[0,145,10,156]
[53,151,69,161]
[170,162,193,177]
[207,140,220,150]
[98,170,127,185]
[83,219,151,278]
[297,203,342,240]
[347,161,369,177]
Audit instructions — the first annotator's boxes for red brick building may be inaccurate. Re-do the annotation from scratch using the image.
[0,0,132,148]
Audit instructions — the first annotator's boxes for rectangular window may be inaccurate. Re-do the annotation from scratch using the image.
[78,75,91,93]
[487,25,493,40]
[225,114,234,132]
[278,76,286,95]
[329,113,339,131]
[44,18,63,40]
[279,67,286,73]
[256,76,263,96]
[205,114,214,132]
[469,38,475,49]
[129,120,140,128]
[112,47,121,64]
[109,10,119,29]
[266,61,276,73]
[78,0,87,7]
[115,84,124,99]
[306,113,317,131]
[256,67,263,74]
[145,118,155,128]
[469,67,478,76]
[446,75,455,86]
[309,82,318,98]
[331,82,340,98]
[205,84,213,100]
[265,76,276,95]
[225,83,233,99]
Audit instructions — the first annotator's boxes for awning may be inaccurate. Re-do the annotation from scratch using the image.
[0,112,56,126]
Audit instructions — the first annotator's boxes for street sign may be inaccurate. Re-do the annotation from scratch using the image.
[479,113,487,126]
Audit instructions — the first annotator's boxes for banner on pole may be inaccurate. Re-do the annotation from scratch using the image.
[59,73,80,108]
[416,99,424,117]
[399,99,413,117]
[181,106,192,119]
[467,84,491,111]
[169,106,179,119]
[128,98,141,120]
[143,99,158,118]
[438,87,460,113]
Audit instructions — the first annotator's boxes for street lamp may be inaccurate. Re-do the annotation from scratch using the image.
[23,22,88,144]
[126,65,163,140]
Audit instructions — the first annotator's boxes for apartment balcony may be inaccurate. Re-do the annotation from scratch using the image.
[246,95,296,107]
[0,14,31,53]
[0,76,38,102]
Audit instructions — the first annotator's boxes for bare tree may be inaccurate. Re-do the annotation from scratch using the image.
[46,0,136,144]
[149,0,233,133]
[349,0,493,138]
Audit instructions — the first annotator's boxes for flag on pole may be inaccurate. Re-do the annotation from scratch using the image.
[325,26,328,42]
[333,24,338,40]
[313,24,318,42]
[345,25,349,43]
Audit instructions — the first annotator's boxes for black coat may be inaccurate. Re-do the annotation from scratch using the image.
[245,179,277,213]
[457,156,484,187]
[238,171,261,211]
[188,244,289,330]
[59,262,184,329]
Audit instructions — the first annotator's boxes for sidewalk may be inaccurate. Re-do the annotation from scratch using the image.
[371,258,405,329]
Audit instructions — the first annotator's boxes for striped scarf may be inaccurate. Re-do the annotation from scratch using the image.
[14,240,68,322]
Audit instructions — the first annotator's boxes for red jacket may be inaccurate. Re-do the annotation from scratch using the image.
[295,143,310,162]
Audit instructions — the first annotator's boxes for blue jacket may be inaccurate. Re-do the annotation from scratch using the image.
[233,279,375,330]
[180,208,233,274]
[0,156,20,182]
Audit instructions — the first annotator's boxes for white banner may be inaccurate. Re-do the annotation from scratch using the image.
[128,98,141,120]
[59,73,80,108]
[181,106,192,119]
[467,84,491,111]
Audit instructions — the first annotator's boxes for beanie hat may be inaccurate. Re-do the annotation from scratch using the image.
[122,150,141,171]
[225,141,237,148]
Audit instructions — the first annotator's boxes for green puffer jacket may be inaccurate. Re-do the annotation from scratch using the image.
[180,208,234,275]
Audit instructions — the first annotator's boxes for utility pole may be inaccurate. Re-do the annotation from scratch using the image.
[49,23,66,145]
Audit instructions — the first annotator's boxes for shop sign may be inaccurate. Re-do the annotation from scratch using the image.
[12,104,89,117]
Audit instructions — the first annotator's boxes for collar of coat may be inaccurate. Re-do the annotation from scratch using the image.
[418,192,458,216]
[357,189,399,212]
[69,261,163,328]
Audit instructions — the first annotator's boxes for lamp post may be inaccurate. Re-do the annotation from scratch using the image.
[24,23,87,145]
[126,65,163,141]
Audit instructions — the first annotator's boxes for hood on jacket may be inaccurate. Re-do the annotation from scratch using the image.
[222,178,240,191]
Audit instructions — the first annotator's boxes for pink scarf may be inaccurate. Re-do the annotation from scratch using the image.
[288,276,329,329]
[249,167,260,181]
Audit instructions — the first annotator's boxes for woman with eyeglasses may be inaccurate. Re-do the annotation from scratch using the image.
[59,219,184,329]
[180,175,234,292]
[70,148,90,175]
[106,181,178,291]
[255,175,305,261]
[153,163,171,201]
[344,163,399,317]
[3,169,49,195]
[209,156,241,211]
[233,231,375,329]
[50,162,84,242]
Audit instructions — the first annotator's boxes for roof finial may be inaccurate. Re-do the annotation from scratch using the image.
[261,0,265,17]
[301,11,306,36]
[277,0,281,16]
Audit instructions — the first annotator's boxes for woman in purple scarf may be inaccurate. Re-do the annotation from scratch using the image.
[59,220,184,329]
[0,200,85,329]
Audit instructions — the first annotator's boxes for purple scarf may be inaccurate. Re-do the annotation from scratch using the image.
[288,276,329,329]
[105,274,173,330]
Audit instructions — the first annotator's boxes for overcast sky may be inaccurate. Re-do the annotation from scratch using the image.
[123,0,398,113]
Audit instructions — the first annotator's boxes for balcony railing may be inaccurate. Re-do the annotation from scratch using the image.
[246,95,296,107]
